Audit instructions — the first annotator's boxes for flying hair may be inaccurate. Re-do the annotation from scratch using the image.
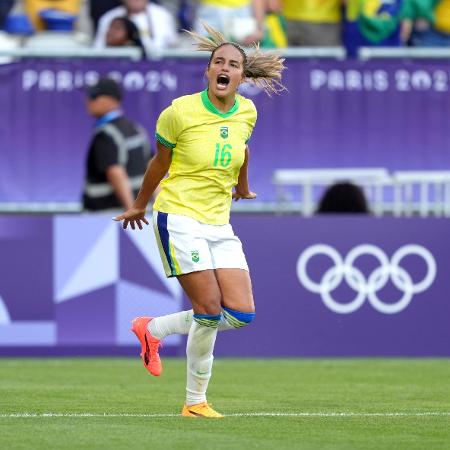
[185,22,286,96]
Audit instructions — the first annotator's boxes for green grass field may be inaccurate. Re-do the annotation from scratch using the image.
[1,358,449,449]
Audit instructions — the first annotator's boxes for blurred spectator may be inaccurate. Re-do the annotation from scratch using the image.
[24,0,80,30]
[0,0,17,65]
[193,0,266,46]
[177,0,196,30]
[94,0,178,54]
[259,0,287,48]
[90,0,121,32]
[159,0,180,16]
[316,182,370,214]
[106,16,146,57]
[83,78,152,212]
[0,0,14,30]
[343,0,416,57]
[280,0,342,46]
[407,0,450,46]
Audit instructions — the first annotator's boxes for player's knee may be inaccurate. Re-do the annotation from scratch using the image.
[222,306,255,329]
[192,295,222,316]
[198,301,222,317]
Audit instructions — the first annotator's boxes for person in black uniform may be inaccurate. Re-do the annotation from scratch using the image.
[83,78,152,211]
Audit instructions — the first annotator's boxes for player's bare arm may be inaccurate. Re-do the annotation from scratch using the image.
[233,145,257,201]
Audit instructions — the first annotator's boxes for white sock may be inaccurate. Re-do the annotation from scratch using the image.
[148,309,234,339]
[185,319,219,406]
[148,310,192,339]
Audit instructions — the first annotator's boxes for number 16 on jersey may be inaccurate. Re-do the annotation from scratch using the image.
[213,143,232,168]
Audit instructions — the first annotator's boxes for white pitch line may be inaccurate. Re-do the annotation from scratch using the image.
[1,412,449,419]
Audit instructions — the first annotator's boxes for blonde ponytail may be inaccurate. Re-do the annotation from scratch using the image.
[186,23,286,96]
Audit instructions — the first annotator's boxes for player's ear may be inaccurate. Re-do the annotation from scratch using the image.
[203,68,209,86]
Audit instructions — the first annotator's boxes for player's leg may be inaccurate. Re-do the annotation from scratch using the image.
[215,268,255,328]
[150,227,256,334]
[137,213,235,348]
[147,270,253,343]
[131,211,210,376]
[147,307,239,339]
[210,226,256,329]
[148,253,255,339]
[177,270,223,417]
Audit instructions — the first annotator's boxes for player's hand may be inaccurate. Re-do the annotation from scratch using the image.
[233,190,257,202]
[113,207,149,230]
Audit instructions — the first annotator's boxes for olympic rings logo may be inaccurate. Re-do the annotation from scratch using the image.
[296,244,437,314]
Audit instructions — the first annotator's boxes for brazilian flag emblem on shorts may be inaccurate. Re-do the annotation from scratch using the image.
[191,250,200,263]
[220,126,228,139]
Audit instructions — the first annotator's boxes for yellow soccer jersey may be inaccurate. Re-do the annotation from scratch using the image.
[153,90,257,225]
[200,0,250,7]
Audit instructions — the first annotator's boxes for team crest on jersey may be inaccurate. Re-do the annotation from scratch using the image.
[191,250,200,263]
[220,127,229,139]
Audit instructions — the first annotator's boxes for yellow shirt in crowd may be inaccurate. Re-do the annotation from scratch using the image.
[435,0,450,33]
[282,0,341,23]
[200,0,250,7]
[154,90,257,225]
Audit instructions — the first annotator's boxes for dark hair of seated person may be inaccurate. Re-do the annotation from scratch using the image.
[105,16,146,58]
[316,182,370,214]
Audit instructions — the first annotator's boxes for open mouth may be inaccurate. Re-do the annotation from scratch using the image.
[217,74,230,89]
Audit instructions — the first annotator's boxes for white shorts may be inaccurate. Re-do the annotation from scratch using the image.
[153,211,249,278]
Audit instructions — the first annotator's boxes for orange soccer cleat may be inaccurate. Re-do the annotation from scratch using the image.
[131,316,162,377]
[181,402,223,418]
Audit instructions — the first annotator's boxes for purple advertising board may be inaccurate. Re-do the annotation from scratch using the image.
[1,58,450,204]
[0,214,449,356]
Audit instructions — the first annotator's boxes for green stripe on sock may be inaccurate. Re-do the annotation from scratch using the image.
[222,309,246,328]
[193,317,220,328]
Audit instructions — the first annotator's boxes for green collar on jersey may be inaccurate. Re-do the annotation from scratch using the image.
[201,89,239,118]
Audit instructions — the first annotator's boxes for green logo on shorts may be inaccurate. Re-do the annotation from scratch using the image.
[191,250,200,263]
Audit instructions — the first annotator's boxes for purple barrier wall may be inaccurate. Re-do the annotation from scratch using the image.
[1,59,450,203]
[0,214,449,356]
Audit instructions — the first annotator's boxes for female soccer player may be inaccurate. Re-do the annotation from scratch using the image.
[114,24,285,418]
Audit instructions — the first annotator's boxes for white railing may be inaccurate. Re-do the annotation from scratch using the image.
[0,202,82,213]
[0,46,346,60]
[358,47,450,60]
[272,168,390,216]
[272,168,450,217]
[3,46,450,61]
[2,170,450,215]
[0,47,143,60]
[393,171,450,217]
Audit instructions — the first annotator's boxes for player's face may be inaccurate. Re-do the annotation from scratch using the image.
[206,45,245,100]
